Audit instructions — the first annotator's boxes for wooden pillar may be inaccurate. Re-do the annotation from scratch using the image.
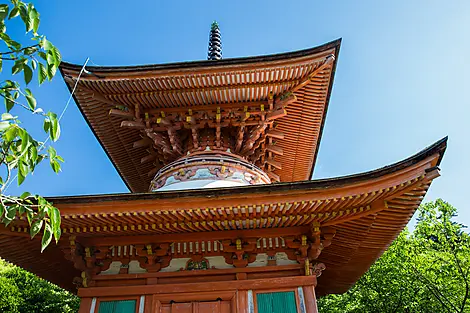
[144,295,156,313]
[78,297,93,313]
[237,290,249,313]
[302,285,318,313]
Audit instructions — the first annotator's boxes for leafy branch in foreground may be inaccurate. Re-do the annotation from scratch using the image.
[0,0,63,252]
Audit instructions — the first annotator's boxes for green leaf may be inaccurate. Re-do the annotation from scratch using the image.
[4,96,14,112]
[19,128,30,153]
[49,47,61,67]
[41,37,53,50]
[0,4,9,20]
[29,144,38,163]
[28,5,39,34]
[19,4,32,32]
[24,46,37,55]
[1,113,15,120]
[8,7,19,19]
[26,210,33,225]
[9,39,21,50]
[38,62,47,84]
[47,146,57,159]
[23,64,33,84]
[38,51,47,61]
[46,50,54,65]
[11,60,23,75]
[4,205,16,225]
[43,118,50,133]
[41,223,53,252]
[46,63,56,80]
[25,89,36,110]
[0,202,4,218]
[31,58,37,70]
[30,219,43,238]
[0,58,2,72]
[20,192,31,199]
[32,14,39,34]
[49,206,61,243]
[17,166,25,185]
[51,160,60,173]
[0,121,9,131]
[47,112,60,141]
[3,124,17,141]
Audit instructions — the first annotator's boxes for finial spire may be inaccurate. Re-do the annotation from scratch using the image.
[208,21,222,60]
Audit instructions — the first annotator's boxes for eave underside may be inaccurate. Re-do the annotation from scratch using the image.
[0,138,446,295]
[59,40,341,192]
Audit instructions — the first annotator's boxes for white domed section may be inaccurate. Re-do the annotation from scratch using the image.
[149,153,271,192]
[156,179,248,191]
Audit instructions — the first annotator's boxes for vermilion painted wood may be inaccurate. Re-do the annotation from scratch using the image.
[78,276,317,298]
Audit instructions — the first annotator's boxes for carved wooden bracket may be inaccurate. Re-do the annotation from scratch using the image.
[62,236,101,288]
[135,243,171,272]
[222,238,257,267]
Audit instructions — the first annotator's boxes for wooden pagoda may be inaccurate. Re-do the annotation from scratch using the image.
[0,30,447,313]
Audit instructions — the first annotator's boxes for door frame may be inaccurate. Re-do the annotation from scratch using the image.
[152,290,237,312]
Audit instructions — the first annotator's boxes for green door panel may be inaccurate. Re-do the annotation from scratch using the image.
[272,291,297,313]
[98,300,136,313]
[115,300,137,313]
[256,291,297,313]
[257,292,273,313]
[97,301,115,313]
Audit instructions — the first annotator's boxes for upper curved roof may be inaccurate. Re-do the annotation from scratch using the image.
[59,39,341,192]
[0,137,447,294]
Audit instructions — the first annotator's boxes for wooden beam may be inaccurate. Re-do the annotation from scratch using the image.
[78,276,317,298]
[191,127,199,149]
[148,167,159,178]
[266,107,287,121]
[167,128,182,155]
[121,120,145,129]
[266,129,284,139]
[266,158,282,170]
[267,171,280,182]
[274,93,297,109]
[141,154,157,164]
[145,101,266,115]
[266,144,283,156]
[291,54,335,93]
[241,123,267,154]
[109,109,134,119]
[76,86,117,107]
[133,138,152,149]
[80,226,309,247]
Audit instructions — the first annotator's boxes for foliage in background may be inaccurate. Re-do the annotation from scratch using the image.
[0,0,63,251]
[318,199,470,313]
[0,259,79,313]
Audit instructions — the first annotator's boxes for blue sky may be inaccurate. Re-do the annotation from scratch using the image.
[6,0,470,226]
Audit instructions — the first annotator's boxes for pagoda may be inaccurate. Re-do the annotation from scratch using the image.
[0,23,447,313]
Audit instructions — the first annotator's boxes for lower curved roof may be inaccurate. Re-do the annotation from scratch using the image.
[0,137,446,294]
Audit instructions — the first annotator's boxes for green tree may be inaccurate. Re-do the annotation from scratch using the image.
[409,200,470,312]
[0,0,63,251]
[0,259,79,313]
[318,200,470,313]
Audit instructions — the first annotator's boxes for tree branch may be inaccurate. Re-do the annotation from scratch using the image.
[0,44,40,56]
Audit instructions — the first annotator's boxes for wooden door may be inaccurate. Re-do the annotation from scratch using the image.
[161,301,231,313]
